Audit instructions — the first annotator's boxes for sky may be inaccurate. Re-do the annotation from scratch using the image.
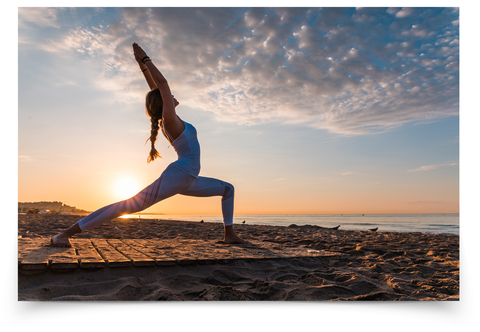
[17,6,461,215]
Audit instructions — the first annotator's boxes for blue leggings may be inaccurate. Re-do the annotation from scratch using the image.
[77,165,234,231]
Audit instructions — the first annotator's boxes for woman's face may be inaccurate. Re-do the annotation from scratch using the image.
[173,95,179,107]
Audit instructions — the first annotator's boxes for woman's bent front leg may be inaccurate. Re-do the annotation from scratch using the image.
[180,176,235,226]
[181,176,249,244]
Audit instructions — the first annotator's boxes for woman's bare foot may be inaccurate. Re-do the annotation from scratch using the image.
[50,223,82,247]
[51,232,72,247]
[222,225,251,244]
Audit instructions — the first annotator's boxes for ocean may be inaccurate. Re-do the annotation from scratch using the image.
[120,213,460,236]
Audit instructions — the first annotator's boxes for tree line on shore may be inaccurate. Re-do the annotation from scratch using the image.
[18,201,89,214]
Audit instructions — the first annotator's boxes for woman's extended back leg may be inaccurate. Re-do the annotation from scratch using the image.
[77,166,196,231]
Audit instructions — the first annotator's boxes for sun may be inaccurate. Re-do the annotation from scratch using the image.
[115,177,140,200]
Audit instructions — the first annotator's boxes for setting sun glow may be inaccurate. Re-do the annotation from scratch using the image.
[115,178,140,200]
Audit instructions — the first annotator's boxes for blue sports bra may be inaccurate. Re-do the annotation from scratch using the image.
[160,120,201,177]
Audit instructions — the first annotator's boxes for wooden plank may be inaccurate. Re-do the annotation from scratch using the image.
[18,238,51,264]
[206,247,236,264]
[18,237,51,247]
[91,239,131,267]
[20,248,49,270]
[164,245,198,265]
[213,245,244,263]
[107,239,155,267]
[176,258,197,266]
[18,244,38,264]
[123,239,176,266]
[18,237,337,274]
[49,247,78,270]
[19,238,54,270]
[186,241,226,264]
[132,239,199,265]
[70,239,106,268]
[20,245,78,271]
[193,249,218,265]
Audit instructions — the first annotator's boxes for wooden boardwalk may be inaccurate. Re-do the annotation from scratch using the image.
[18,237,335,273]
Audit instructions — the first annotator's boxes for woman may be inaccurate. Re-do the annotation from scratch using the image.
[51,43,248,247]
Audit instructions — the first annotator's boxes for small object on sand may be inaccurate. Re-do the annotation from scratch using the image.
[331,225,340,230]
[243,220,246,224]
[369,227,378,232]
[200,220,204,223]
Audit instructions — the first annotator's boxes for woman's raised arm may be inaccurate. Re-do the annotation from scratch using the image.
[133,43,184,138]
[134,44,156,90]
[138,61,156,91]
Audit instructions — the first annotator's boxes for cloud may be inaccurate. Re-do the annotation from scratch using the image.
[18,155,35,161]
[408,162,458,172]
[395,8,413,18]
[20,7,459,135]
[18,7,62,28]
[342,172,358,176]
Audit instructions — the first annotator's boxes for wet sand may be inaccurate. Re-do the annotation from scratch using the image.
[18,214,459,301]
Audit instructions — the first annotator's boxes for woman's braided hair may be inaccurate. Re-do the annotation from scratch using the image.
[145,88,163,163]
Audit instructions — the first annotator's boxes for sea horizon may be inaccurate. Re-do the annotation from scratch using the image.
[117,213,459,236]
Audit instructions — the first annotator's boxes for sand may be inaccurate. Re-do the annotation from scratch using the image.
[18,214,459,301]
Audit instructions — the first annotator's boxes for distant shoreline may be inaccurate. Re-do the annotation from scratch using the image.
[17,202,458,216]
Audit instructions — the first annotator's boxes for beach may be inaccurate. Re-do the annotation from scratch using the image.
[18,214,459,301]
